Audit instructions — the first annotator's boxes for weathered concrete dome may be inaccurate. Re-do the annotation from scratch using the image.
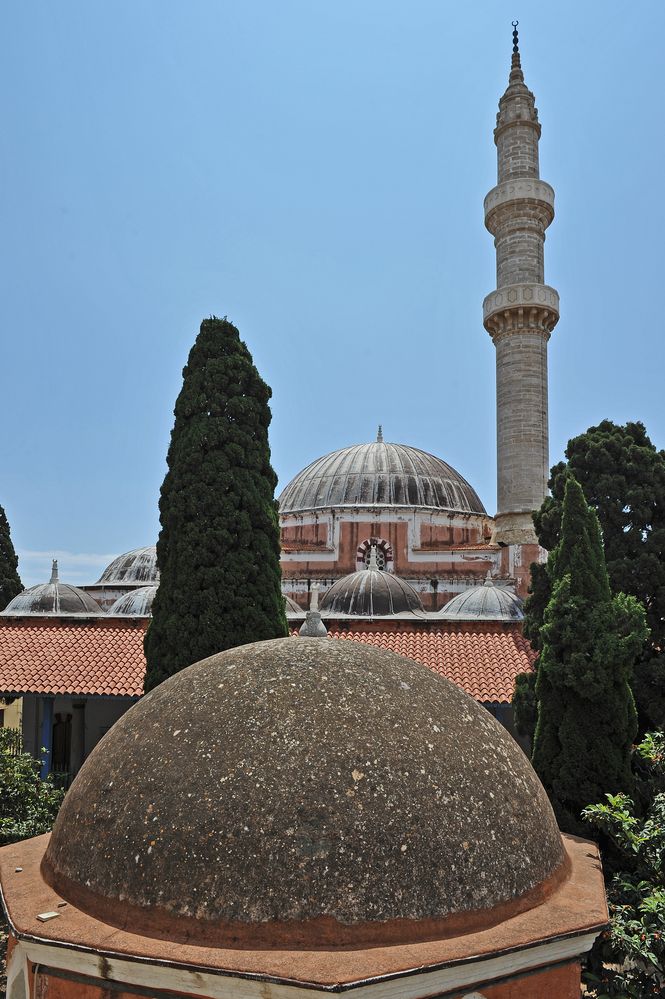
[97,546,158,586]
[2,562,102,616]
[279,440,486,514]
[440,574,524,622]
[320,565,424,617]
[43,638,566,948]
[108,585,157,617]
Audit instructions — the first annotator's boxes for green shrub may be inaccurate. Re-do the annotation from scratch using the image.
[583,732,665,998]
[0,729,64,845]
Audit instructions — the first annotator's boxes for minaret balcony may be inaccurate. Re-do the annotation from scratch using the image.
[483,283,560,339]
[484,179,554,233]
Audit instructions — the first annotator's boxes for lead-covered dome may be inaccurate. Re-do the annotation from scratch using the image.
[283,594,305,616]
[43,638,566,947]
[440,574,524,622]
[108,585,158,617]
[97,546,158,586]
[2,561,102,616]
[279,439,486,514]
[320,564,424,617]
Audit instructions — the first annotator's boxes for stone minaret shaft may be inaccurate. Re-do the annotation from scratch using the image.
[483,25,559,545]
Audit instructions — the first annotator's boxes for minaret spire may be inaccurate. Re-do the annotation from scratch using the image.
[510,21,523,78]
[483,25,559,545]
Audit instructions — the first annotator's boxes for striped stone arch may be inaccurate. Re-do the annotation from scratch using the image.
[356,537,394,573]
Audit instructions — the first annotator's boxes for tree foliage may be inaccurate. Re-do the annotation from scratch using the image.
[144,317,287,691]
[531,475,646,834]
[0,504,22,611]
[519,420,665,734]
[0,729,63,845]
[583,732,665,998]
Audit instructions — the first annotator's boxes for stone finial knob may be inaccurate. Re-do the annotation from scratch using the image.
[50,559,59,584]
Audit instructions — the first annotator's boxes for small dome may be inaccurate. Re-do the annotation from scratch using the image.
[108,585,158,617]
[97,546,158,586]
[440,574,524,622]
[43,638,566,948]
[283,594,304,616]
[279,438,486,515]
[2,560,103,616]
[320,558,424,617]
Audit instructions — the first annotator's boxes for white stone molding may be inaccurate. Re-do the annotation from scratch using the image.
[483,283,559,339]
[484,178,554,219]
[483,283,559,320]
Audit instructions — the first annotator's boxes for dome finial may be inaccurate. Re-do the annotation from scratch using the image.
[299,582,328,637]
[50,559,59,584]
[368,544,379,571]
[376,424,384,443]
[484,569,494,587]
[512,19,519,54]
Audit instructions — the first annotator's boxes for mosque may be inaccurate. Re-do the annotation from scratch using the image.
[0,18,559,773]
[0,29,610,999]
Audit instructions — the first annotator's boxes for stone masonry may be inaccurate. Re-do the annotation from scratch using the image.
[483,26,559,545]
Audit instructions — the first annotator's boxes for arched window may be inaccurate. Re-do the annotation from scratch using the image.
[356,538,394,572]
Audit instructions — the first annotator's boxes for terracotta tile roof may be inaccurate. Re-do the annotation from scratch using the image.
[291,627,535,703]
[0,619,147,698]
[329,629,534,702]
[0,618,533,705]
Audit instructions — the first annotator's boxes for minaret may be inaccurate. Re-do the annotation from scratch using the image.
[483,23,559,545]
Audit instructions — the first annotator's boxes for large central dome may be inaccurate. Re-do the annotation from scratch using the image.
[279,440,486,514]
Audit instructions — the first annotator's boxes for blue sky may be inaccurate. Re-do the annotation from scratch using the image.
[2,1,664,585]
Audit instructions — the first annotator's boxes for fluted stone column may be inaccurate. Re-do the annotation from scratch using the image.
[483,26,559,545]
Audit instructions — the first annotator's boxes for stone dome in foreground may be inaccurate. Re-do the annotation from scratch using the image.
[96,546,158,586]
[278,439,486,514]
[44,638,566,947]
[440,573,524,622]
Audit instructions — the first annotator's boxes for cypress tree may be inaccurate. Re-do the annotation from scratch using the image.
[531,475,646,834]
[144,317,287,691]
[0,504,22,611]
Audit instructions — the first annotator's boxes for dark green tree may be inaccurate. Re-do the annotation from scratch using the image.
[144,317,287,691]
[531,475,646,834]
[521,421,665,732]
[0,504,22,611]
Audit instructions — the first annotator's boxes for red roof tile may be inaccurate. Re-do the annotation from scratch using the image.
[0,618,534,705]
[0,619,147,698]
[291,627,535,703]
